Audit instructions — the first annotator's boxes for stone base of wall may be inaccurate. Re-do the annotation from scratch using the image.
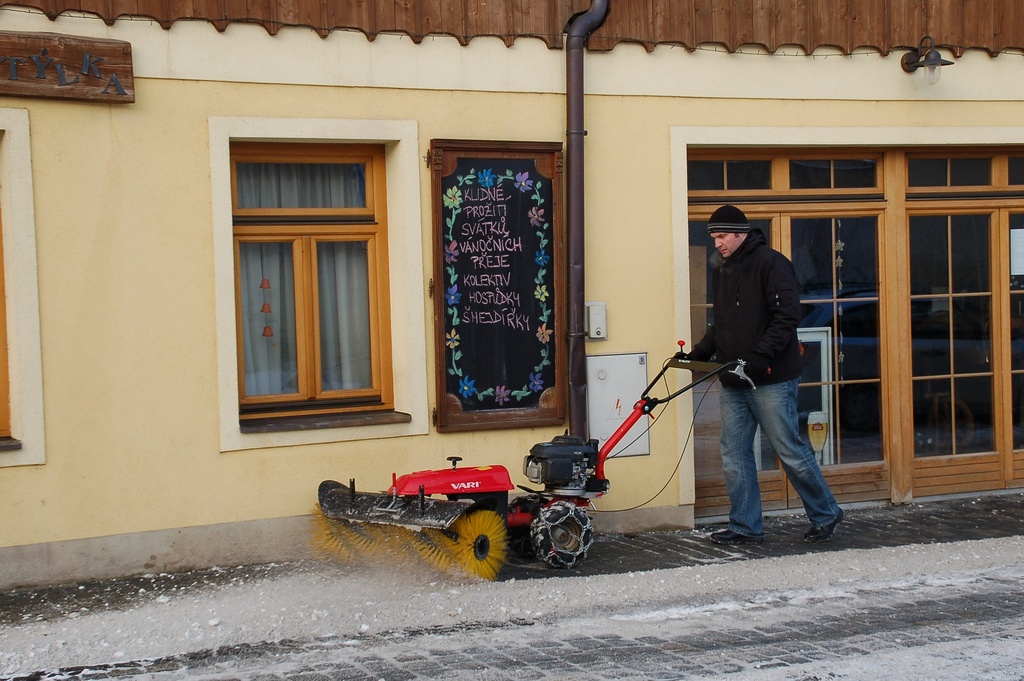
[0,505,695,590]
[0,515,313,590]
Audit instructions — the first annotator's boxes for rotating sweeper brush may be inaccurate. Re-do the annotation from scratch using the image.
[311,346,755,579]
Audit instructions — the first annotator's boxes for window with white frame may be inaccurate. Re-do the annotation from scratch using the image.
[0,107,47,465]
[0,204,10,440]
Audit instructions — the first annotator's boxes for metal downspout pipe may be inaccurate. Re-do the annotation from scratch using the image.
[564,0,609,439]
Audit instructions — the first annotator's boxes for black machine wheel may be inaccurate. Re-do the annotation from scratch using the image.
[530,500,593,569]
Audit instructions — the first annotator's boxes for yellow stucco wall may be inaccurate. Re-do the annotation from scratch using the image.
[0,77,703,547]
[1,8,1023,567]
[0,26,699,551]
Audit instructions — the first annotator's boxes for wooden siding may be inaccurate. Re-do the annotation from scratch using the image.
[696,471,788,518]
[7,0,1024,56]
[913,454,1006,498]
[696,462,888,516]
[825,463,890,504]
[1011,451,1024,488]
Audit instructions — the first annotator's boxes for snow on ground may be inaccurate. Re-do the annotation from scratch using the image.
[3,535,1024,677]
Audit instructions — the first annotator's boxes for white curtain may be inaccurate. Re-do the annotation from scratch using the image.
[237,162,366,209]
[239,242,297,396]
[318,242,372,390]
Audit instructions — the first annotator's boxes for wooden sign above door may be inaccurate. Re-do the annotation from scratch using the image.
[0,31,134,104]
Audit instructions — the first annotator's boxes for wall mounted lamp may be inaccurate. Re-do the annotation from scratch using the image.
[901,35,954,84]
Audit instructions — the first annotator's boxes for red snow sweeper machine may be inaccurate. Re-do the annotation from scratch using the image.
[312,346,754,580]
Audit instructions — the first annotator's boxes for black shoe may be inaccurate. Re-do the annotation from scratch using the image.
[804,509,844,543]
[710,529,764,545]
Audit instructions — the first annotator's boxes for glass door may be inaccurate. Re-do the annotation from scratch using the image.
[908,214,994,457]
[791,215,884,467]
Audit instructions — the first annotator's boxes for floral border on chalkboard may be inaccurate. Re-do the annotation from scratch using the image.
[441,166,552,407]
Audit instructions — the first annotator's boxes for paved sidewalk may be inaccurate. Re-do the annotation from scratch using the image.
[104,575,1021,681]
[3,491,1024,680]
[3,491,1024,622]
[502,489,1024,579]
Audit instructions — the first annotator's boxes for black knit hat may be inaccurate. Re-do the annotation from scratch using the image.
[707,205,750,234]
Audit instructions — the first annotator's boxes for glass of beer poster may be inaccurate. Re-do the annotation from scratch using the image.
[807,411,828,463]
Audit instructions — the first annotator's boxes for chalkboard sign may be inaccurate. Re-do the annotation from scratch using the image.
[430,140,566,431]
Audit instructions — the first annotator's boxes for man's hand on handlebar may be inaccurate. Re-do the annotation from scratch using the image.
[674,341,710,363]
[674,340,755,388]
[729,360,757,389]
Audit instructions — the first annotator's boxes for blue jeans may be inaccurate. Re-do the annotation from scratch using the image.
[719,378,842,537]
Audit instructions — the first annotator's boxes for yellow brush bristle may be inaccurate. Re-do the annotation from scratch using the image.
[310,506,451,570]
[411,528,457,573]
[309,505,507,580]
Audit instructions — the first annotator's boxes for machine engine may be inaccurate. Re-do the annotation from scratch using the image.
[523,435,609,497]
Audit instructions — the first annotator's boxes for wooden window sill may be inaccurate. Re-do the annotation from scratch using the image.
[240,410,411,434]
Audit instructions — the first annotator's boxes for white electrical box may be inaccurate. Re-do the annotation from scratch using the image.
[585,301,607,340]
[586,352,650,457]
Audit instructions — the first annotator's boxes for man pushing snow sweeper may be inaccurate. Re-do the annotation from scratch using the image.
[310,205,842,579]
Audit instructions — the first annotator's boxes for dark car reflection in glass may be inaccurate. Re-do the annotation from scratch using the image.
[798,292,881,465]
[799,294,1000,459]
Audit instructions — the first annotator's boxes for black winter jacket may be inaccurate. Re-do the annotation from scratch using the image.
[691,229,803,388]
